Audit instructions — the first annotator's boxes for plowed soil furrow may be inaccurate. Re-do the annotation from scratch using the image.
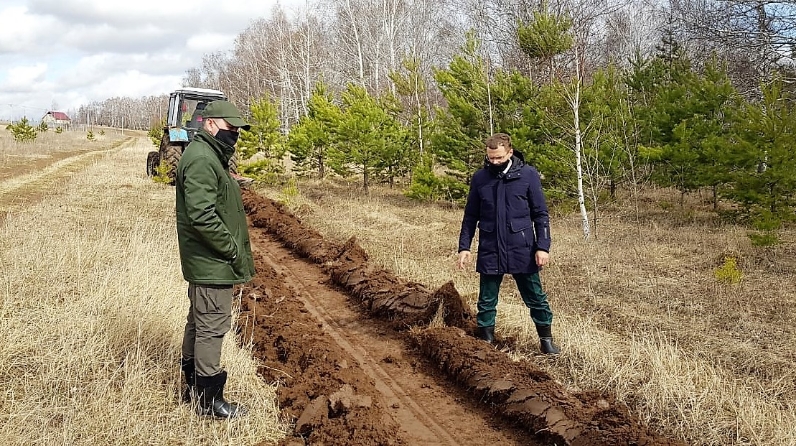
[247,232,536,445]
[239,190,687,446]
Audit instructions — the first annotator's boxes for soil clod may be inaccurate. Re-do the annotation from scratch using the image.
[241,189,685,446]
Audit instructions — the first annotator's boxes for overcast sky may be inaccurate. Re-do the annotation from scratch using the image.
[0,0,306,121]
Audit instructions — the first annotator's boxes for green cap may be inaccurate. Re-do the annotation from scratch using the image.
[202,100,251,131]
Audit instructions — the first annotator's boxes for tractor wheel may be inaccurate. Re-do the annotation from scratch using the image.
[162,144,183,185]
[229,152,239,175]
[146,151,160,177]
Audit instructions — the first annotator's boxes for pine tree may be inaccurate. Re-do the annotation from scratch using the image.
[431,32,573,203]
[288,83,342,179]
[431,33,492,184]
[516,6,590,237]
[148,119,165,147]
[239,95,285,165]
[329,85,409,192]
[372,93,413,188]
[8,117,37,142]
[635,50,738,206]
[517,6,574,80]
[726,78,796,220]
[503,72,572,203]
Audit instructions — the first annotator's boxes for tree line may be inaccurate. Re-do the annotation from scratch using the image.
[80,0,796,234]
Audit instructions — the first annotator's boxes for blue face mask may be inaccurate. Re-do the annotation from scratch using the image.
[214,128,239,147]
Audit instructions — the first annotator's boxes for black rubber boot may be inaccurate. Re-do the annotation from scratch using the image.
[196,371,247,419]
[180,357,195,404]
[535,324,560,354]
[475,325,495,344]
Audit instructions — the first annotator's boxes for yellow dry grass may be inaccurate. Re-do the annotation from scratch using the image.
[258,178,796,446]
[0,136,285,445]
[0,127,121,167]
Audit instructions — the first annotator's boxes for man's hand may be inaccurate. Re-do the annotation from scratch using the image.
[535,250,550,267]
[457,250,472,270]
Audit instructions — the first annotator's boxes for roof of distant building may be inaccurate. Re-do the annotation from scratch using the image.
[47,111,71,121]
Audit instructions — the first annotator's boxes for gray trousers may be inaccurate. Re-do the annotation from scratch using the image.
[181,283,232,377]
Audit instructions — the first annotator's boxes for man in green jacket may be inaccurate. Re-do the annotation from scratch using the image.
[176,100,255,419]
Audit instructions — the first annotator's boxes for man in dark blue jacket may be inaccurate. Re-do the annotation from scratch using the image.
[457,133,560,354]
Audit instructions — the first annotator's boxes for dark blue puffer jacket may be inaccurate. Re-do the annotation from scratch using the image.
[457,151,551,275]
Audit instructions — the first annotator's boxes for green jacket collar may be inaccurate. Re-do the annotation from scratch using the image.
[195,129,235,166]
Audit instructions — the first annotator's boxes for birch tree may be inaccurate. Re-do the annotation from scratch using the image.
[390,57,430,161]
[668,0,796,95]
[568,48,590,239]
[333,0,368,86]
[518,8,593,238]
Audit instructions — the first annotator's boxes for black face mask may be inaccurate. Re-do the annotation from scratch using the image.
[487,159,510,176]
[215,129,239,147]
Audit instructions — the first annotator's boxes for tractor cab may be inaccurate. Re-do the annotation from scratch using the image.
[147,87,230,181]
[166,88,227,143]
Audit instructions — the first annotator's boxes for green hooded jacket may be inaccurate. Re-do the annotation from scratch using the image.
[175,129,255,285]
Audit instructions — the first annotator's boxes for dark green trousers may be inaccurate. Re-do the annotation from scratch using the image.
[477,273,553,328]
[181,284,233,377]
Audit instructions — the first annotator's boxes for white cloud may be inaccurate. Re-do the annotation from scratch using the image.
[1,63,51,93]
[0,0,307,120]
[87,70,184,100]
[185,33,238,54]
[55,54,122,89]
[0,6,59,54]
[59,23,178,54]
[27,0,293,34]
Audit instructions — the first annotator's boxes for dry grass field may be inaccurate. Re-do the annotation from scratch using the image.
[257,178,796,446]
[0,133,285,445]
[0,127,114,171]
[2,125,794,445]
[0,129,133,218]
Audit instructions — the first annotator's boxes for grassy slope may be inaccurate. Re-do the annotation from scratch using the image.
[0,134,285,445]
[259,178,796,446]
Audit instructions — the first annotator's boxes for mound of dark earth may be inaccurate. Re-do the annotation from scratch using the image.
[239,189,684,446]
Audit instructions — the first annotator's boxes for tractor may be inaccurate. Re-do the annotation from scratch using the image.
[146,87,241,182]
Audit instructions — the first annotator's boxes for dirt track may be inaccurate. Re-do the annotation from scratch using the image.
[0,139,132,220]
[246,233,534,445]
[238,189,686,446]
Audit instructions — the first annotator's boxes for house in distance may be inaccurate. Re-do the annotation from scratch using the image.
[41,111,71,129]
